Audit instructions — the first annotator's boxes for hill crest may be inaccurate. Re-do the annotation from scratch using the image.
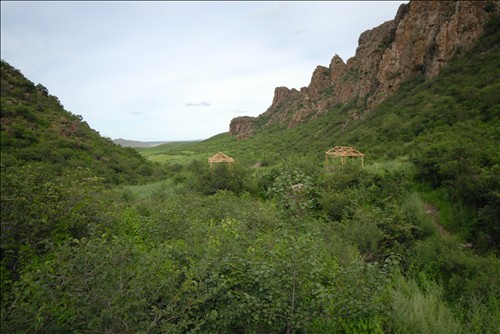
[0,60,160,184]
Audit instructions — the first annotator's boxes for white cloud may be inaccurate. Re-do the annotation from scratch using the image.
[186,102,211,107]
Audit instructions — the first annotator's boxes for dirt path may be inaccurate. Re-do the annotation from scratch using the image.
[423,203,449,237]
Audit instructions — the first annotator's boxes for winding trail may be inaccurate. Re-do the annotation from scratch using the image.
[423,203,449,237]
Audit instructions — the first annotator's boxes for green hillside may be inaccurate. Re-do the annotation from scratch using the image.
[0,60,163,184]
[1,59,165,298]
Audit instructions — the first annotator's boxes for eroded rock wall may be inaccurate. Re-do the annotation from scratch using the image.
[229,0,497,137]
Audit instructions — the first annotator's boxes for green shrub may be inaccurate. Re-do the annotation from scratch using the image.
[340,207,384,258]
[318,190,351,221]
[400,192,436,238]
[1,237,183,333]
[185,159,249,195]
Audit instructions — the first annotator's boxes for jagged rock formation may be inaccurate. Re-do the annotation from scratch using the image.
[229,116,256,140]
[230,0,498,139]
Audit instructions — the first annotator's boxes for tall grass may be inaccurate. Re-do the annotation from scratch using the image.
[122,178,180,198]
[401,192,437,238]
[364,156,416,176]
[388,276,463,334]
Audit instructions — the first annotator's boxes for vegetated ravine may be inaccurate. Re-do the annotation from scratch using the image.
[1,2,499,333]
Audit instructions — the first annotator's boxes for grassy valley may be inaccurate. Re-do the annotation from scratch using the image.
[1,14,499,334]
[138,15,499,251]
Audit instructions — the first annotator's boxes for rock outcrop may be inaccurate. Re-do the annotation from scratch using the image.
[229,116,255,140]
[229,0,498,138]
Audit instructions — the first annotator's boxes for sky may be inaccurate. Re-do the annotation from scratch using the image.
[1,1,408,141]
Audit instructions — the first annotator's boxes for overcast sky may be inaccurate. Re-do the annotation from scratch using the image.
[1,1,407,141]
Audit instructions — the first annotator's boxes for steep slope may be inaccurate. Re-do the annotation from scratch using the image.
[0,60,160,184]
[230,0,498,139]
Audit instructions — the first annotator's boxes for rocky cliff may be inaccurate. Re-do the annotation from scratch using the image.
[230,0,498,139]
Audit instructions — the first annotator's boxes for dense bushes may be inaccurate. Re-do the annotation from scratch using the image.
[1,190,391,333]
[0,164,122,290]
[2,155,499,333]
[185,160,249,195]
[411,121,500,249]
[406,235,500,333]
[0,164,400,333]
[2,237,181,333]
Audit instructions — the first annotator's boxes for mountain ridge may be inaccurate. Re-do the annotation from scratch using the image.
[229,0,498,139]
[113,138,173,148]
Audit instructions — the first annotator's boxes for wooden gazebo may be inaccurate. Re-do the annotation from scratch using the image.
[208,151,235,169]
[325,146,365,170]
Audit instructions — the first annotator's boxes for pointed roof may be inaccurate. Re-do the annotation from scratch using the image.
[208,151,235,163]
[325,146,365,157]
